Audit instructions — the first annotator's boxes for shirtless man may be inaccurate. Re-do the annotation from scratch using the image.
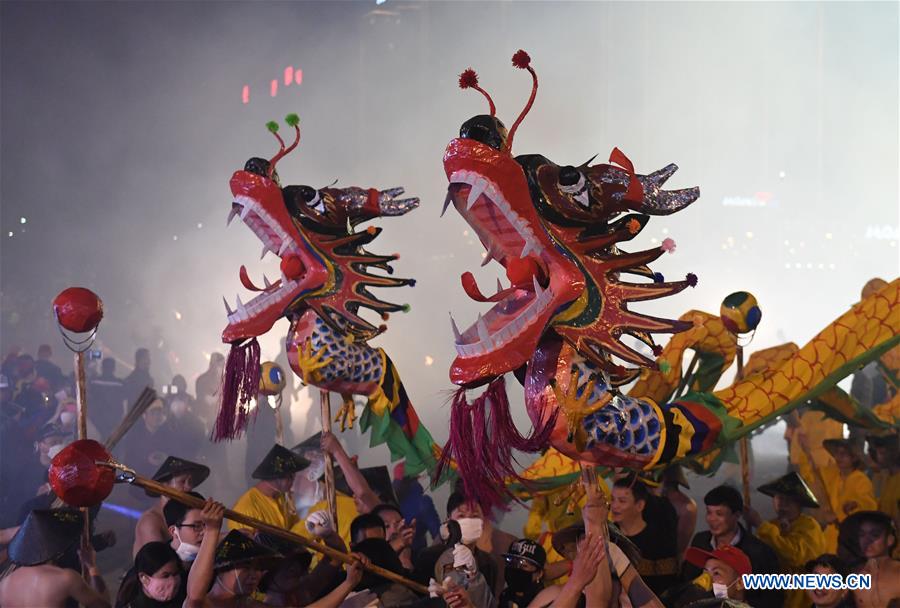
[133,456,210,556]
[0,509,110,608]
[843,511,900,607]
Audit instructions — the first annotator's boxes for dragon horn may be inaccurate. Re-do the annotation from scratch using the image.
[267,114,301,179]
[506,49,538,153]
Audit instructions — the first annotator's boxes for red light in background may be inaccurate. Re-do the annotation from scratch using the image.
[242,67,303,105]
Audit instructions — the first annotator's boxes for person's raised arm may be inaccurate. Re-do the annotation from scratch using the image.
[618,565,665,608]
[320,432,380,512]
[304,554,370,608]
[581,485,612,607]
[552,534,606,608]
[186,499,225,607]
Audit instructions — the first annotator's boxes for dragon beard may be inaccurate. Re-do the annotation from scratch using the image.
[212,338,262,442]
[436,376,558,512]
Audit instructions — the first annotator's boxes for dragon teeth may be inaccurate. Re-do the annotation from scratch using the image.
[467,179,486,210]
[223,296,234,316]
[227,207,239,226]
[521,239,538,258]
[441,191,453,218]
[450,314,462,342]
[476,313,490,344]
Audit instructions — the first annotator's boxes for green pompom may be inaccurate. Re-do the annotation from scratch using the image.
[284,113,300,127]
[401,304,411,313]
[659,361,671,374]
[266,121,279,133]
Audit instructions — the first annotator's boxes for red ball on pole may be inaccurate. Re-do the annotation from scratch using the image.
[53,288,104,333]
[49,440,115,508]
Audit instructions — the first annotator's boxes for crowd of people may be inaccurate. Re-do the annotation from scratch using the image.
[0,343,898,607]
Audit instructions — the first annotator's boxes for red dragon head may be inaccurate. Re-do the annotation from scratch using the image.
[223,114,419,346]
[214,114,418,442]
[444,52,699,388]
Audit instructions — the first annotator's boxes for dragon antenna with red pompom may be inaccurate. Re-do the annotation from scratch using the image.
[266,113,301,179]
[506,50,538,152]
[458,68,496,117]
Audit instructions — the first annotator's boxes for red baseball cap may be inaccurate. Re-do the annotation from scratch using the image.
[684,545,752,576]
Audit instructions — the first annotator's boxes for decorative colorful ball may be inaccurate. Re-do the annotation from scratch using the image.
[53,288,104,333]
[720,291,762,334]
[258,361,286,396]
[49,439,115,507]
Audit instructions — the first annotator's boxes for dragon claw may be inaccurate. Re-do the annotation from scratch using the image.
[294,339,333,385]
[334,395,357,431]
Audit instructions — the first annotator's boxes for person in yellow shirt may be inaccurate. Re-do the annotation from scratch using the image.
[785,409,843,486]
[867,433,900,523]
[744,471,827,608]
[228,444,309,532]
[820,438,878,552]
[290,432,377,546]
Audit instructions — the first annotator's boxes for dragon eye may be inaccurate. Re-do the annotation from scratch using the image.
[558,166,590,208]
[283,185,324,215]
[558,166,585,192]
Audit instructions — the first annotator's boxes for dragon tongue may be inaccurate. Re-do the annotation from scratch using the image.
[461,272,518,303]
[239,265,265,292]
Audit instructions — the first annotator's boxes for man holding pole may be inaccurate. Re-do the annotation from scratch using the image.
[227,444,308,532]
[133,456,210,556]
[743,471,826,608]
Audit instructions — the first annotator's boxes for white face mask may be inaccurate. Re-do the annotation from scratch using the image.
[712,582,730,599]
[175,539,201,562]
[456,517,483,544]
[59,411,76,426]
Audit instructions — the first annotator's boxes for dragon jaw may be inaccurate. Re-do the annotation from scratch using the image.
[443,136,584,387]
[222,169,330,344]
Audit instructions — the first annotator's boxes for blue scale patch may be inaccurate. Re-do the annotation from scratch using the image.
[311,317,383,385]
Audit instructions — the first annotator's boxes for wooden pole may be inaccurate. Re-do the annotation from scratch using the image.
[273,396,285,446]
[319,390,338,528]
[114,472,427,594]
[73,351,92,559]
[735,345,752,509]
[673,352,700,400]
